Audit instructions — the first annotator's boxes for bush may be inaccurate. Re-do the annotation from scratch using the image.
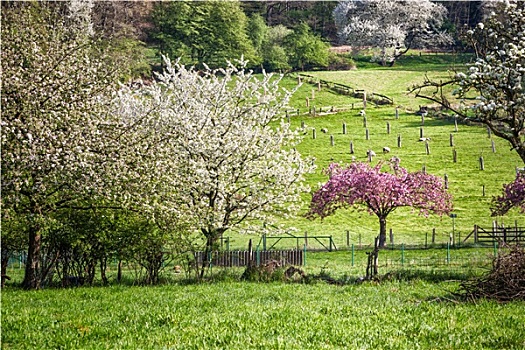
[327,52,356,71]
[458,245,525,302]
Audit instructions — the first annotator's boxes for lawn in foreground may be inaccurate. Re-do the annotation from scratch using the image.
[3,280,524,349]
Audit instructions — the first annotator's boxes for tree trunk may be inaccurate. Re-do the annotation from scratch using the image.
[22,225,42,289]
[117,259,122,282]
[1,248,10,288]
[100,257,108,285]
[378,216,387,248]
[199,235,214,281]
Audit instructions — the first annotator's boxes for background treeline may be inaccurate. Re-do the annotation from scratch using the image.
[19,0,486,77]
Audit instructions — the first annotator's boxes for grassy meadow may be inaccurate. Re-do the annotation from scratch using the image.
[3,281,525,350]
[3,53,525,349]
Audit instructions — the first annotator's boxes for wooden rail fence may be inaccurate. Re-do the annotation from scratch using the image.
[295,73,394,106]
[194,249,304,267]
[463,225,525,244]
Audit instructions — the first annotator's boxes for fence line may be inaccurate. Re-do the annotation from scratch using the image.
[293,73,394,106]
[193,249,304,268]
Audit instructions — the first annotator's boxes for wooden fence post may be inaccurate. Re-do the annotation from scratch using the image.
[304,231,308,247]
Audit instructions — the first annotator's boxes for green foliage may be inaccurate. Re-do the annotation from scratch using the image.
[285,22,330,71]
[247,14,267,55]
[109,37,152,81]
[149,0,257,69]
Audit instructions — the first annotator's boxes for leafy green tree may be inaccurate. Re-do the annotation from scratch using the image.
[285,22,329,71]
[247,13,267,65]
[260,25,293,72]
[150,1,257,68]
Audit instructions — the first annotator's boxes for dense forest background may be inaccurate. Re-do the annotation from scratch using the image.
[3,1,484,77]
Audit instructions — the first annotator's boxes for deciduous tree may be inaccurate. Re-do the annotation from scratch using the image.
[115,57,314,279]
[308,159,452,247]
[150,1,257,69]
[333,0,451,66]
[412,1,525,164]
[492,173,525,217]
[1,2,121,289]
[285,22,330,71]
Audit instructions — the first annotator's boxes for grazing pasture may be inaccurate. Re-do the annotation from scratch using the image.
[221,61,523,251]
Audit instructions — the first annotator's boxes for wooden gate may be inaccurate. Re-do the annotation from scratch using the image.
[463,225,525,244]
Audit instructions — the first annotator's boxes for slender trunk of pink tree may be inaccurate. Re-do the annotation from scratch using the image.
[378,216,387,248]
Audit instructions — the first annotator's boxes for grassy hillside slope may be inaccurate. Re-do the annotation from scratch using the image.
[228,54,523,250]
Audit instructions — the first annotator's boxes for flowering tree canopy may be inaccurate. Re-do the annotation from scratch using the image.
[1,2,121,289]
[308,159,452,246]
[333,0,451,66]
[492,173,525,217]
[114,57,314,278]
[412,1,525,164]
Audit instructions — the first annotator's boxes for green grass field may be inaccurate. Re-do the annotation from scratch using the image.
[3,280,525,349]
[3,53,525,350]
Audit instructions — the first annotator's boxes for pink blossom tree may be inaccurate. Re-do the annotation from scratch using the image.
[491,173,525,216]
[308,158,453,247]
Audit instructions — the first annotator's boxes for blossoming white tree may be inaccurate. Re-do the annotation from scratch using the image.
[1,2,121,289]
[115,57,314,279]
[333,0,451,66]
